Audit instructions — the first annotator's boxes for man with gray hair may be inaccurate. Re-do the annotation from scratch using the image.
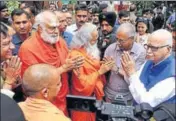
[121,29,175,107]
[18,10,84,115]
[103,23,146,104]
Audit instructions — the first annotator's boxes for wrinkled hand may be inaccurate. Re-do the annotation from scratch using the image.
[60,55,84,73]
[98,58,115,75]
[121,52,136,77]
[3,56,22,85]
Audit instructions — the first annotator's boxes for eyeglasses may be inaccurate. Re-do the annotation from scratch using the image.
[116,36,134,44]
[144,44,170,52]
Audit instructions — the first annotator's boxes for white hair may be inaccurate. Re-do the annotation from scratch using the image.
[151,29,173,46]
[70,23,97,49]
[116,23,136,37]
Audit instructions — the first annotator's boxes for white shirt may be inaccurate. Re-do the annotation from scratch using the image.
[127,62,175,107]
[1,89,15,98]
[66,24,78,35]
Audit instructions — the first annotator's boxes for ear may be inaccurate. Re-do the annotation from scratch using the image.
[41,88,48,98]
[38,25,42,33]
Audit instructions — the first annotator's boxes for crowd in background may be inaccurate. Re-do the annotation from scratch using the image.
[0,1,176,121]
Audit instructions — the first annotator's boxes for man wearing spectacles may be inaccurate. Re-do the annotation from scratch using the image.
[121,29,175,108]
[103,23,146,104]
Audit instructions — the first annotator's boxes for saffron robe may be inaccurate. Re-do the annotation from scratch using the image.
[68,48,106,121]
[19,97,70,121]
[18,31,69,115]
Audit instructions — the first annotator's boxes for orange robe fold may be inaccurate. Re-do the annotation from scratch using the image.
[18,31,69,115]
[68,48,106,121]
[18,97,71,121]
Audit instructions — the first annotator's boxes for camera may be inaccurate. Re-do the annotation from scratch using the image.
[66,95,153,121]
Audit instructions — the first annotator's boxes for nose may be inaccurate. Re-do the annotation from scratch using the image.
[10,42,15,50]
[20,23,24,29]
[102,26,107,31]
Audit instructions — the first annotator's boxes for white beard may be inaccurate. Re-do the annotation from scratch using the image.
[40,29,59,44]
[86,42,100,60]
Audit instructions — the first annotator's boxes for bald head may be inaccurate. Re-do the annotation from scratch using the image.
[22,64,60,96]
[148,29,173,47]
[116,23,136,38]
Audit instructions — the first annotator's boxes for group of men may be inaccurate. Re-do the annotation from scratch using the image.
[0,2,175,121]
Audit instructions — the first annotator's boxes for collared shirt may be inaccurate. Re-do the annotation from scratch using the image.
[104,42,146,101]
[12,34,23,55]
[128,61,175,107]
[18,97,70,121]
[66,24,78,35]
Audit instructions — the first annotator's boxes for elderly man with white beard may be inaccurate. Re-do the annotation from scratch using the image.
[18,10,84,116]
[68,23,115,121]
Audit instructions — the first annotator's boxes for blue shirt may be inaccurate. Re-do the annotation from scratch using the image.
[62,31,73,48]
[12,34,23,55]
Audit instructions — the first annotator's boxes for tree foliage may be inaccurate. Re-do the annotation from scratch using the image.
[5,1,20,14]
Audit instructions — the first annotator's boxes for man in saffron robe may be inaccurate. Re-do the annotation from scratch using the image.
[19,64,70,121]
[69,23,115,121]
[18,10,84,115]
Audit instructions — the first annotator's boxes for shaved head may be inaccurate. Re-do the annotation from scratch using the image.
[22,64,60,97]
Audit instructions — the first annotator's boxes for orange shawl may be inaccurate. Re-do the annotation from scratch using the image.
[68,48,106,121]
[18,31,69,115]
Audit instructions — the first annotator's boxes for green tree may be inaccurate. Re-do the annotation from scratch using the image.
[5,1,20,14]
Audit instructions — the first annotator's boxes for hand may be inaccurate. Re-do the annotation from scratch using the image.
[121,52,136,77]
[59,55,84,73]
[3,56,22,86]
[98,59,115,75]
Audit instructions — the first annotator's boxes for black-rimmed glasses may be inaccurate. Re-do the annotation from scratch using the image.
[144,44,170,52]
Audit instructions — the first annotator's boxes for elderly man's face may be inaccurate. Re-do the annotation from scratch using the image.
[40,17,60,44]
[75,10,88,28]
[172,31,176,51]
[12,13,31,35]
[116,30,134,51]
[58,16,67,33]
[145,36,171,63]
[101,21,113,35]
[1,33,15,61]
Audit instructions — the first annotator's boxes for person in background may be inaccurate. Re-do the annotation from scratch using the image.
[129,4,137,25]
[11,9,31,55]
[98,12,117,59]
[66,3,88,35]
[0,2,11,25]
[91,6,100,27]
[18,10,84,115]
[49,3,57,11]
[121,29,175,108]
[64,11,73,26]
[135,17,151,46]
[54,11,73,48]
[115,10,130,30]
[69,23,114,121]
